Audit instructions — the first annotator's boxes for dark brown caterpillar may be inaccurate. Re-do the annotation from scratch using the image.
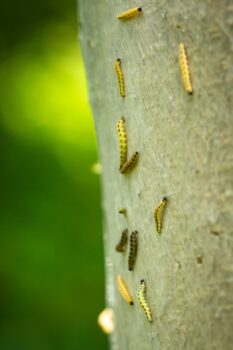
[120,151,139,174]
[115,229,128,252]
[128,231,138,271]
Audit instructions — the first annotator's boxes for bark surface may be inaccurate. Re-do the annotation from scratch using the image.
[79,1,233,349]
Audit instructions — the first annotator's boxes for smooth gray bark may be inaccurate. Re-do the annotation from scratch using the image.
[78,1,233,349]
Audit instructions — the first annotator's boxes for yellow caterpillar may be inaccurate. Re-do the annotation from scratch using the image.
[115,58,125,97]
[115,229,128,252]
[120,151,139,174]
[179,43,193,94]
[118,208,127,215]
[117,7,142,20]
[117,117,127,169]
[116,274,134,305]
[137,279,152,322]
[154,197,168,234]
[128,231,138,271]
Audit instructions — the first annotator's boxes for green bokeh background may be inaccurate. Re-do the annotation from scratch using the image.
[0,1,107,349]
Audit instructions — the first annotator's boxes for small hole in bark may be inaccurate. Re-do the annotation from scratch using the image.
[196,256,203,264]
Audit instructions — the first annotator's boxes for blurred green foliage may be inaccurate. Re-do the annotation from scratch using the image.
[0,1,107,349]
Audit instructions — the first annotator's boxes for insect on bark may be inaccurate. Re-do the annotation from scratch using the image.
[115,229,128,252]
[137,279,153,322]
[115,58,125,97]
[154,197,168,234]
[116,274,134,305]
[120,151,139,174]
[179,43,193,94]
[116,7,142,20]
[128,231,138,271]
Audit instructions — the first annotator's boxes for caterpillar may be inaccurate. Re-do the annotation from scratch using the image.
[179,43,193,94]
[117,117,127,169]
[118,208,127,215]
[115,58,125,97]
[116,274,134,305]
[128,231,138,271]
[154,197,168,234]
[120,151,139,174]
[117,7,142,20]
[137,279,152,323]
[115,229,128,252]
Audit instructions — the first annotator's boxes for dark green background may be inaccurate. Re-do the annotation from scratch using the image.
[0,1,108,349]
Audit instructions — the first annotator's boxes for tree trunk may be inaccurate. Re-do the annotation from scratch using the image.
[78,1,233,349]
